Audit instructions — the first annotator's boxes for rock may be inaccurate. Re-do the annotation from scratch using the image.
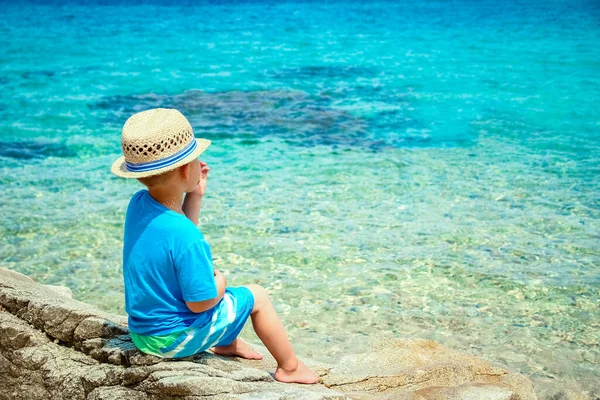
[320,339,537,400]
[412,384,518,400]
[0,268,345,400]
[0,267,545,400]
[41,284,73,299]
[74,316,128,341]
[537,388,592,400]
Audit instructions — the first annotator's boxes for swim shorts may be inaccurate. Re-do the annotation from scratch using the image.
[130,286,254,358]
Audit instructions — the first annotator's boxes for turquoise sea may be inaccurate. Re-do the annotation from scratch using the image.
[1,0,598,396]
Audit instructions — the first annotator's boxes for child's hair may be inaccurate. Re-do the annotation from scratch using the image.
[137,168,177,187]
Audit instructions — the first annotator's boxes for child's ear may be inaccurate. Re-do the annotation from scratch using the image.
[179,163,190,180]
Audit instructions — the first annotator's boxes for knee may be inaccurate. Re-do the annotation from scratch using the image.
[245,284,269,310]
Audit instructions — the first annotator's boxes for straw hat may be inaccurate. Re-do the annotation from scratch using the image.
[111,108,210,178]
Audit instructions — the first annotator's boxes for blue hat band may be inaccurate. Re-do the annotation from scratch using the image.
[125,140,197,173]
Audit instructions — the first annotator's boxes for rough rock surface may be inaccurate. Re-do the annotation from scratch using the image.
[0,267,539,400]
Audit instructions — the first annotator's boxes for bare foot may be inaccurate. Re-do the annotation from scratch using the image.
[212,339,263,360]
[274,359,319,384]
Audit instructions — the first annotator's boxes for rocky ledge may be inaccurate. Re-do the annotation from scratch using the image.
[0,267,540,400]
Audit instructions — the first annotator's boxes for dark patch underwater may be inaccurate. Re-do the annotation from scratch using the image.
[93,89,470,150]
[0,140,77,160]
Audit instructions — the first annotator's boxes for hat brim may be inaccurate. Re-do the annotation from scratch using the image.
[111,139,211,179]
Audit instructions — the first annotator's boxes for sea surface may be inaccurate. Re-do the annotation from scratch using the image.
[1,0,599,396]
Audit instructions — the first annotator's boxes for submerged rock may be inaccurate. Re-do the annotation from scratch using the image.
[92,89,433,150]
[0,267,540,400]
[0,140,77,160]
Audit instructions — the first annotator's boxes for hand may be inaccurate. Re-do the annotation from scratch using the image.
[191,161,210,197]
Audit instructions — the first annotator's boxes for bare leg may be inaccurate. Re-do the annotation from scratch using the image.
[213,338,263,360]
[244,284,318,384]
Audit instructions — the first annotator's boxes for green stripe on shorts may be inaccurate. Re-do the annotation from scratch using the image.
[130,330,184,357]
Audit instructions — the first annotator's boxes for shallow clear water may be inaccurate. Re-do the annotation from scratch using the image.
[1,0,599,395]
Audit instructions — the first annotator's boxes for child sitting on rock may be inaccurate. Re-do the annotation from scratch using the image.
[111,108,318,384]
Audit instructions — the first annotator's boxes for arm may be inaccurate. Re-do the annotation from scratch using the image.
[183,161,210,225]
[182,193,202,225]
[185,269,227,313]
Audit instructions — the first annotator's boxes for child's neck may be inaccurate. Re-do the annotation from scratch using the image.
[148,186,185,215]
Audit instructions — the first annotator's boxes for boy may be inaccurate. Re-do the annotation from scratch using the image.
[111,108,318,384]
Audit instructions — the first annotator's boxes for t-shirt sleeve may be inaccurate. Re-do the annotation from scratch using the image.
[174,239,218,302]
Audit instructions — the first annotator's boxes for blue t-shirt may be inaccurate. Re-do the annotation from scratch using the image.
[123,190,218,336]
